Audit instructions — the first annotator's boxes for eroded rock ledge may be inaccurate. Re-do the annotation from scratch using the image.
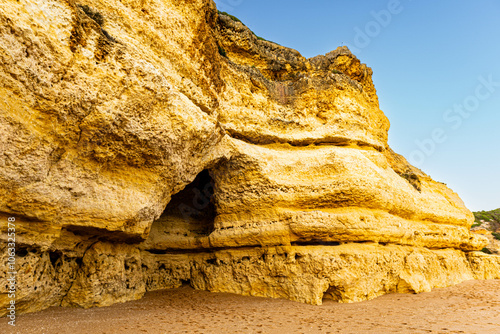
[1,0,499,315]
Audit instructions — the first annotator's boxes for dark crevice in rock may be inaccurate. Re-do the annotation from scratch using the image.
[16,247,30,257]
[223,128,383,151]
[397,169,422,192]
[151,169,216,237]
[0,212,44,223]
[49,250,62,268]
[292,241,341,247]
[62,225,145,244]
[144,243,344,255]
[143,245,262,255]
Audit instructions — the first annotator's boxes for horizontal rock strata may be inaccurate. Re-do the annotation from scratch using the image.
[0,0,499,316]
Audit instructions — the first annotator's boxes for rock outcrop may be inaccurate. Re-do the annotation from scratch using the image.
[472,209,500,254]
[1,0,499,315]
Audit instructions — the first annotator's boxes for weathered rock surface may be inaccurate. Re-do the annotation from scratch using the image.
[472,208,500,254]
[1,0,499,315]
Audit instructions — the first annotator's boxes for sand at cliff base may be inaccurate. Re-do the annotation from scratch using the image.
[7,280,500,334]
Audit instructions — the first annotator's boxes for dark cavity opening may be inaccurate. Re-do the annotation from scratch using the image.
[292,241,341,246]
[16,248,29,257]
[49,250,62,267]
[152,169,216,240]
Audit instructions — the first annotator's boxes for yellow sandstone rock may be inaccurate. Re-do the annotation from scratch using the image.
[0,0,498,315]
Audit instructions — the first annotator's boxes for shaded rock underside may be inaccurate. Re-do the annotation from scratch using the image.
[0,0,499,316]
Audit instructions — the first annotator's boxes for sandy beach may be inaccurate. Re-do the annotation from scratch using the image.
[5,279,500,334]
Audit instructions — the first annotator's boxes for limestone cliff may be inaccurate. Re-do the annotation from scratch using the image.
[1,0,499,315]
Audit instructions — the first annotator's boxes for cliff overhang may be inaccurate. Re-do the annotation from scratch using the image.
[0,0,498,315]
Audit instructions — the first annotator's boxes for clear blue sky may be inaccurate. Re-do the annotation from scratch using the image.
[214,0,500,212]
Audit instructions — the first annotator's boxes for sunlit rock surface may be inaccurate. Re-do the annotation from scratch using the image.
[0,0,498,315]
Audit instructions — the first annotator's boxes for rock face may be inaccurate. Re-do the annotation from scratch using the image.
[472,209,500,254]
[0,0,499,315]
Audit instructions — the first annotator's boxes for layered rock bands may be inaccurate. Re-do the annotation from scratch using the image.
[1,0,498,315]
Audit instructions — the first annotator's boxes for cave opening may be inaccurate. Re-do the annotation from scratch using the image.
[151,169,217,241]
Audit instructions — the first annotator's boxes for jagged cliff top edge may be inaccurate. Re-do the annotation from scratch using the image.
[217,11,360,64]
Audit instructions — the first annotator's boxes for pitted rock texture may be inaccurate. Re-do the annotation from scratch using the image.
[0,0,499,316]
